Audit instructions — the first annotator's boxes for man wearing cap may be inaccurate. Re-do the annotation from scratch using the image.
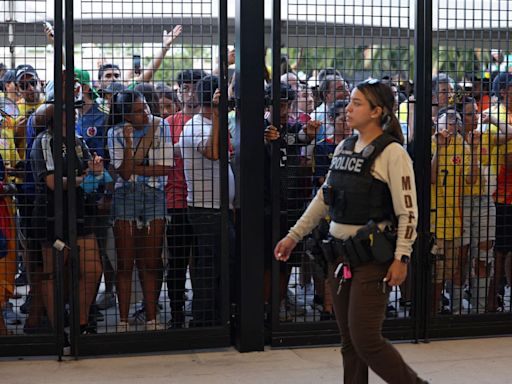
[12,64,45,157]
[164,69,204,328]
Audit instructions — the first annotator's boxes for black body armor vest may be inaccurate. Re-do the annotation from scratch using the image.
[323,133,398,225]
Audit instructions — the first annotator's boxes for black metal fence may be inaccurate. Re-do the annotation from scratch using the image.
[0,0,511,357]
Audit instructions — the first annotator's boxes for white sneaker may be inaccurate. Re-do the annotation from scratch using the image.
[145,319,165,331]
[117,320,130,332]
[503,285,511,312]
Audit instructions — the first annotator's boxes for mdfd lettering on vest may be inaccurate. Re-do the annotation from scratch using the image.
[331,156,364,172]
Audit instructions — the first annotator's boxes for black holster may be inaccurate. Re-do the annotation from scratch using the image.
[321,220,396,268]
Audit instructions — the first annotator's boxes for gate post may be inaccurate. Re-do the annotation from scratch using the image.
[413,0,433,342]
[234,0,265,352]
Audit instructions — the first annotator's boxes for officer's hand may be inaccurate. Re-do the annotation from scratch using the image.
[274,236,297,262]
[384,259,408,287]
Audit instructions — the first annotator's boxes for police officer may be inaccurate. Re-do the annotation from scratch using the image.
[274,79,428,384]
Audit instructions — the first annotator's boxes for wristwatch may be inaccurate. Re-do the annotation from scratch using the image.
[400,255,410,265]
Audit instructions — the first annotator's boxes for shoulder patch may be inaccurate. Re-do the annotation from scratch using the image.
[86,126,98,137]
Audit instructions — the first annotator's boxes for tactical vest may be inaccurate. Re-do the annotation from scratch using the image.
[323,133,398,225]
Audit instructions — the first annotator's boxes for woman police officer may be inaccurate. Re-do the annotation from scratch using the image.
[274,79,428,384]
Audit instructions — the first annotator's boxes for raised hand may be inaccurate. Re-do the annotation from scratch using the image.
[163,25,183,49]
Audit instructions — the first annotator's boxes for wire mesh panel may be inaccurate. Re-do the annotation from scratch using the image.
[0,0,232,356]
[271,0,415,333]
[75,0,232,337]
[430,0,512,320]
[0,1,63,355]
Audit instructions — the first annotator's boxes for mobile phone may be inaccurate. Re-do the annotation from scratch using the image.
[43,21,54,37]
[133,55,141,75]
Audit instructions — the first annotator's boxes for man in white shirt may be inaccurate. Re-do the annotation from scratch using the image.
[179,75,235,326]
[311,74,350,133]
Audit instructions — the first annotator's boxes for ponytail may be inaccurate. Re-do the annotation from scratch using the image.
[382,112,404,145]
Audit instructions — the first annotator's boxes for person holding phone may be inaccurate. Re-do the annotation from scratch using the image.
[30,103,102,336]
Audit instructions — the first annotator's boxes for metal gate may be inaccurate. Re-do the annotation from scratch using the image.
[267,0,512,347]
[2,0,512,358]
[0,0,233,357]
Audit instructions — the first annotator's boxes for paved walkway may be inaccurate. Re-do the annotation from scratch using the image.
[1,336,511,383]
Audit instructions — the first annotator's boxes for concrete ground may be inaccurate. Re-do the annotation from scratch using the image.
[1,336,511,384]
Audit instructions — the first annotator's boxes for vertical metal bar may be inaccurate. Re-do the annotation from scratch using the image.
[270,0,282,331]
[218,0,230,329]
[234,0,265,351]
[53,0,66,360]
[413,0,433,343]
[64,0,79,358]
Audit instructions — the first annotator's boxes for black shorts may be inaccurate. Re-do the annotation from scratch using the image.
[32,188,95,245]
[494,203,512,252]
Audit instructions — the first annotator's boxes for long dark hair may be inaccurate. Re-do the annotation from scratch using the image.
[134,83,161,117]
[356,79,404,145]
[109,89,145,126]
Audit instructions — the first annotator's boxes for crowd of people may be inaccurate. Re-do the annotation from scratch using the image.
[0,22,512,337]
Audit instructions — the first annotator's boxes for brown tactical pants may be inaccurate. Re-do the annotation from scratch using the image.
[328,261,424,384]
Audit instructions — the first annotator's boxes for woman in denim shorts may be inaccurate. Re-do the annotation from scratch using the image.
[107,90,173,330]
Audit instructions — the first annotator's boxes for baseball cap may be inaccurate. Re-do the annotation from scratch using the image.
[1,70,16,83]
[492,72,512,97]
[15,64,39,83]
[175,69,206,85]
[74,68,100,99]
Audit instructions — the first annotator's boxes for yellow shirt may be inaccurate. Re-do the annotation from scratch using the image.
[481,104,512,200]
[14,99,45,159]
[0,116,20,184]
[398,100,411,124]
[431,134,470,240]
[463,131,495,197]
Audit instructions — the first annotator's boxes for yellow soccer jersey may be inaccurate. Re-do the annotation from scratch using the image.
[482,104,512,198]
[431,134,470,240]
[14,99,45,159]
[398,100,410,124]
[0,116,20,183]
[463,130,495,197]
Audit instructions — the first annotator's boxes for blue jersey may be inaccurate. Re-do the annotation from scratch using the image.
[76,103,108,158]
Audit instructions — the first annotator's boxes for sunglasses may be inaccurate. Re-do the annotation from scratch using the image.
[18,79,39,91]
[362,78,381,85]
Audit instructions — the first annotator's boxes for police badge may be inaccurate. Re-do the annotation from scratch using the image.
[362,145,375,158]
